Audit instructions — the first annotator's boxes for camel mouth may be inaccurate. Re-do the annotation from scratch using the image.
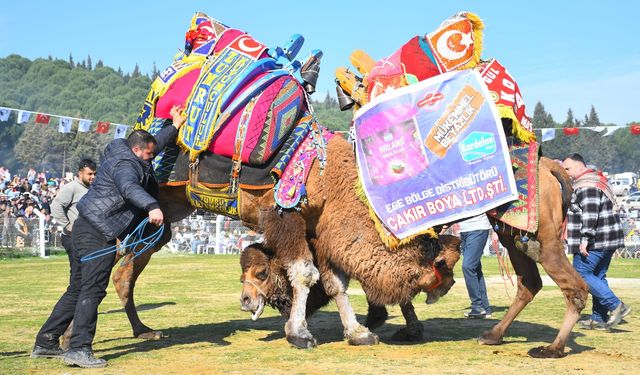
[245,296,265,321]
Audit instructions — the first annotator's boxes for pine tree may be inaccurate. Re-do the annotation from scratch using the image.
[151,62,159,80]
[564,108,575,127]
[87,55,92,70]
[96,59,104,69]
[68,53,74,67]
[587,105,601,127]
[132,64,141,78]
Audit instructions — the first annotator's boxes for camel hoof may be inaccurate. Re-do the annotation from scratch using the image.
[528,346,566,359]
[348,331,379,346]
[137,331,166,340]
[477,332,503,345]
[287,335,317,349]
[390,327,423,342]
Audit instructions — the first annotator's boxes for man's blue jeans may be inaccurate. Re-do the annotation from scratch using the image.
[572,249,620,322]
[461,229,490,313]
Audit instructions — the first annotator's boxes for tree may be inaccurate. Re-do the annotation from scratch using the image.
[532,101,556,128]
[586,105,601,127]
[132,64,141,78]
[563,108,576,127]
[68,53,74,67]
[87,55,93,70]
[95,59,104,69]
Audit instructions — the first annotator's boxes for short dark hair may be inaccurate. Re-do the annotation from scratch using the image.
[78,158,97,172]
[126,130,157,150]
[564,153,586,166]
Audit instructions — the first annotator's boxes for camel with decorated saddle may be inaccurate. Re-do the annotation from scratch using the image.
[79,12,586,359]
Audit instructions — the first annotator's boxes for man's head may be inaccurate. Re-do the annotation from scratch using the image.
[562,153,587,180]
[77,159,97,186]
[127,130,157,162]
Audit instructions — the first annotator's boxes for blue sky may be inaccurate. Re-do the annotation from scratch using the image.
[1,1,638,125]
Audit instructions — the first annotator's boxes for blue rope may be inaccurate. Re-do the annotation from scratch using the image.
[80,218,165,264]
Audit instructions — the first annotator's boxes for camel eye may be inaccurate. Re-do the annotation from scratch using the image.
[435,259,447,269]
[256,269,268,280]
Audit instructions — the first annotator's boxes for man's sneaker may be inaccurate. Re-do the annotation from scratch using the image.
[464,310,488,319]
[30,345,64,359]
[607,302,630,328]
[62,349,107,368]
[577,318,593,329]
[577,318,609,331]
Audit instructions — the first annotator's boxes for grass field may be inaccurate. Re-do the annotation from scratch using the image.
[1,253,638,374]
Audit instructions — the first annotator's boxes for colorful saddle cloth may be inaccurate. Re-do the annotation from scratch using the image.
[135,12,311,168]
[488,138,540,233]
[148,115,312,189]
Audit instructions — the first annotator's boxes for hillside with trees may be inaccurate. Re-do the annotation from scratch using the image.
[0,54,637,176]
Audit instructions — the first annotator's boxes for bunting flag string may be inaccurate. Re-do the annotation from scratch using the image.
[534,124,640,142]
[0,105,130,139]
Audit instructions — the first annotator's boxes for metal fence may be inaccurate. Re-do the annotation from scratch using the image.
[1,211,639,259]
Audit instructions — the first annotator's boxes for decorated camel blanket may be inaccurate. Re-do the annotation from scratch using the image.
[487,140,539,233]
[135,12,327,215]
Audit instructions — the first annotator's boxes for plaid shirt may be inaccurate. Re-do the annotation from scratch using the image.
[566,186,624,254]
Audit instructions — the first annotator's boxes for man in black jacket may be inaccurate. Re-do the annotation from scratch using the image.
[32,106,185,368]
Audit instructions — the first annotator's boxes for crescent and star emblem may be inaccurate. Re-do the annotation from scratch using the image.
[436,30,473,61]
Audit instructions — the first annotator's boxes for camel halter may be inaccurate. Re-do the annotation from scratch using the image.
[243,279,268,298]
[424,261,444,291]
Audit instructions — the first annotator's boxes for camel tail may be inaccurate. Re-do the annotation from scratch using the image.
[543,157,572,218]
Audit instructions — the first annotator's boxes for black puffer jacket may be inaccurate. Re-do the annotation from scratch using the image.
[77,125,177,240]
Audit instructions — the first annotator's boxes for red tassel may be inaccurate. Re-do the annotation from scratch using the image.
[563,127,579,136]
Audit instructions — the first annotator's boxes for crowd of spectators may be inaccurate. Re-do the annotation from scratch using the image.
[0,165,261,253]
[0,166,69,248]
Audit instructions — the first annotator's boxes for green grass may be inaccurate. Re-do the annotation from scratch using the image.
[1,254,638,374]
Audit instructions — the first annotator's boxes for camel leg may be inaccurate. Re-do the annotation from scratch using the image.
[528,238,588,358]
[365,301,388,330]
[262,210,319,348]
[112,224,172,339]
[388,302,424,342]
[316,258,378,346]
[479,234,542,346]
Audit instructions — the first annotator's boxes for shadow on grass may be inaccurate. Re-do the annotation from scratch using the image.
[100,302,177,315]
[96,310,594,360]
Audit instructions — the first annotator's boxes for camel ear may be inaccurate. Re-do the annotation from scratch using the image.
[434,256,447,269]
[240,243,272,270]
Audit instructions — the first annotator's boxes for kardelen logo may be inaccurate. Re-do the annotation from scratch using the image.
[417,92,444,108]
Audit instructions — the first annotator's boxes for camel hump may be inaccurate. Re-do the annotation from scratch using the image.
[540,157,572,216]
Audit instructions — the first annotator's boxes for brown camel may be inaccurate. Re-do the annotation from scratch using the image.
[237,154,588,357]
[240,235,461,343]
[107,134,451,348]
[97,132,585,357]
[478,156,588,358]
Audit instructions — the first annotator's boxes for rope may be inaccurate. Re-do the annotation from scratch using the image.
[494,237,515,301]
[80,218,165,264]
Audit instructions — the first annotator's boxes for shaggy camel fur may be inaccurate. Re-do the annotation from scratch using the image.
[107,135,456,348]
[240,235,461,343]
[103,134,586,357]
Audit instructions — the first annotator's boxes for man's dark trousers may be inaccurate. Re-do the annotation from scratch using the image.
[35,216,116,350]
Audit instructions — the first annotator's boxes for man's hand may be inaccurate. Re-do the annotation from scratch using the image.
[148,208,164,226]
[170,105,186,130]
[579,242,589,256]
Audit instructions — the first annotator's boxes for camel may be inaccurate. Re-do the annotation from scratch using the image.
[106,134,456,349]
[91,127,585,357]
[240,235,461,343]
[236,154,589,357]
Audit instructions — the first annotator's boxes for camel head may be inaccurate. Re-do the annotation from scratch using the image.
[419,234,461,304]
[240,243,291,320]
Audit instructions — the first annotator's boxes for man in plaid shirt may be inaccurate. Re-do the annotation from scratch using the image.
[562,153,630,330]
